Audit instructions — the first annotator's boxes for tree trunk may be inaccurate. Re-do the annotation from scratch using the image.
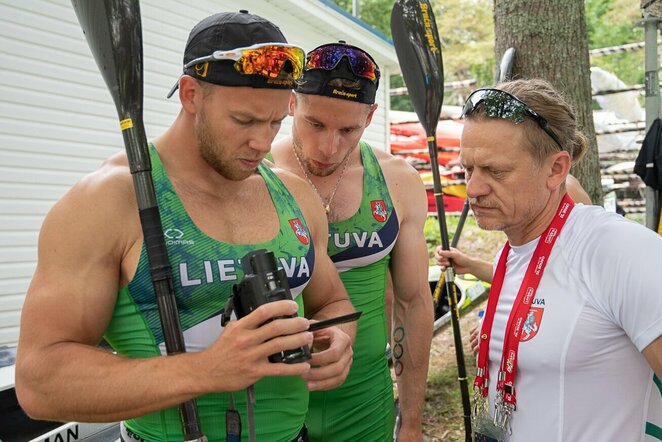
[494,0,603,204]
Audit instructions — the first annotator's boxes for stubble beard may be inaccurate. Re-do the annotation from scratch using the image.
[292,133,354,178]
[472,212,506,232]
[469,197,502,231]
[474,217,500,231]
[471,197,540,236]
[196,107,252,182]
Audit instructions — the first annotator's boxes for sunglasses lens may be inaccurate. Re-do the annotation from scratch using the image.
[236,45,304,80]
[462,89,565,151]
[483,91,526,123]
[461,99,475,118]
[463,90,526,124]
[305,45,379,82]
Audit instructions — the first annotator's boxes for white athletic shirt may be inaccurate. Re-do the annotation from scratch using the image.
[483,204,662,442]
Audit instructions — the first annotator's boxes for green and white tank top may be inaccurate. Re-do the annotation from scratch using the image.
[306,142,398,441]
[326,141,398,381]
[104,145,315,442]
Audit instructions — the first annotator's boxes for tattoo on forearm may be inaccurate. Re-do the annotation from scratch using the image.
[393,325,405,376]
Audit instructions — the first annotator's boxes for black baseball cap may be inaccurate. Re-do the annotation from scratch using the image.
[295,42,380,104]
[167,10,299,98]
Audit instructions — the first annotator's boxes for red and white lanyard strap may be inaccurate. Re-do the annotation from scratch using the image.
[474,194,575,409]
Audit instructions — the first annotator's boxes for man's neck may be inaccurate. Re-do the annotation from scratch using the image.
[505,192,565,246]
[284,136,362,184]
[152,124,257,200]
[273,136,303,176]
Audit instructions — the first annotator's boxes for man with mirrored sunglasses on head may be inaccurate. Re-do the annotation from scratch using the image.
[458,79,662,442]
[16,11,356,442]
[271,42,434,442]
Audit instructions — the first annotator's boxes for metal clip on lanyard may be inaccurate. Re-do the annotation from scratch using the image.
[493,380,515,435]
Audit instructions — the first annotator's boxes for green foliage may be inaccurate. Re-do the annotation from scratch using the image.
[424,215,466,263]
[586,0,643,49]
[424,216,442,253]
[330,0,496,106]
[329,0,394,37]
[585,0,645,85]
[390,74,413,111]
[331,0,645,105]
[431,0,496,103]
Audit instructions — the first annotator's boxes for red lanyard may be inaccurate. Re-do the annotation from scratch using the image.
[474,194,575,407]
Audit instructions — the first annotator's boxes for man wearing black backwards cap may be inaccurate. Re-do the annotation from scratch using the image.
[272,42,433,441]
[17,12,355,442]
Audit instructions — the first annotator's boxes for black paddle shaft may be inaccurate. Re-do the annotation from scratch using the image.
[391,1,472,440]
[70,1,205,440]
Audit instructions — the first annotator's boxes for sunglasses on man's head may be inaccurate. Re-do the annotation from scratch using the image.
[462,88,565,151]
[305,43,380,82]
[184,42,305,80]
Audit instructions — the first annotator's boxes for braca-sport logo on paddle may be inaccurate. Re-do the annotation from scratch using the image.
[371,200,388,222]
[521,307,544,342]
[289,218,310,245]
[420,2,439,54]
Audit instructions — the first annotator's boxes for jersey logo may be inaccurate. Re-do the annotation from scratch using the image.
[371,200,388,222]
[163,227,194,245]
[520,307,544,342]
[289,218,309,245]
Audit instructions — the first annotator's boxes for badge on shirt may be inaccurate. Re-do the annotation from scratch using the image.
[520,307,544,342]
[289,218,309,245]
[371,200,387,222]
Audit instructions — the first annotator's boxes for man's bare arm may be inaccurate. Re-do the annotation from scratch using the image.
[643,335,662,380]
[387,157,434,439]
[16,165,312,422]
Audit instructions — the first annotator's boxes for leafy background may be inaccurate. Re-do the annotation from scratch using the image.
[331,0,645,110]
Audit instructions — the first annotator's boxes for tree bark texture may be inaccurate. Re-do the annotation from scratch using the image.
[494,0,603,204]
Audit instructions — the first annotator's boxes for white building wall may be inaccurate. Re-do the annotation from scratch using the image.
[0,0,395,347]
